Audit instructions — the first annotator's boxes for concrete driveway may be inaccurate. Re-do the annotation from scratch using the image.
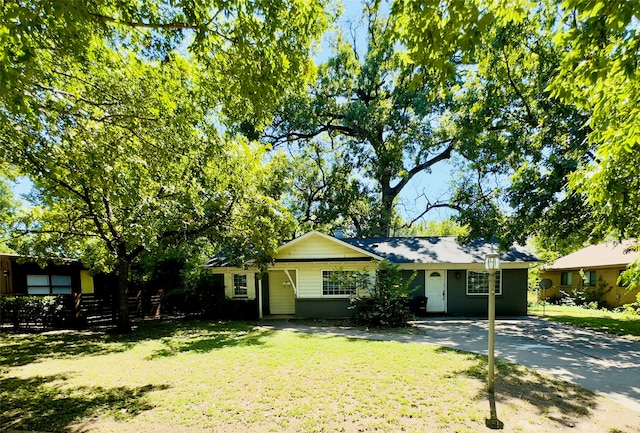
[260,316,640,412]
[411,317,640,413]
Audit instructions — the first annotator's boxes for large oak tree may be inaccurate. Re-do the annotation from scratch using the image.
[266,2,590,243]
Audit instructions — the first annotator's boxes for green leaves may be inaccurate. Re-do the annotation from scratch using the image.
[550,0,640,240]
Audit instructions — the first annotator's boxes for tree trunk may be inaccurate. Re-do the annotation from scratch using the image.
[379,178,395,237]
[116,253,131,333]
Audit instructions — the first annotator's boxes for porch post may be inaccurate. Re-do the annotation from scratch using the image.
[257,274,263,319]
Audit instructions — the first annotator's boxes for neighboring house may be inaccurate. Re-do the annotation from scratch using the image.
[539,239,640,307]
[0,253,95,296]
[207,231,539,318]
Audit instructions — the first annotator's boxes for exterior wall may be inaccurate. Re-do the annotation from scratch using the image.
[540,267,639,307]
[288,266,424,318]
[80,270,95,294]
[258,274,270,315]
[1,255,13,294]
[8,258,84,295]
[278,262,375,299]
[278,235,371,260]
[403,270,426,298]
[446,269,528,316]
[268,233,377,316]
[269,260,375,318]
[295,298,353,318]
[210,270,257,300]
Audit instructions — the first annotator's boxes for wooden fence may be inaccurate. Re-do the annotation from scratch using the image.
[0,290,163,330]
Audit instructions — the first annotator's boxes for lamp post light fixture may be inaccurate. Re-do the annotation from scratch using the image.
[484,252,500,394]
[484,252,504,429]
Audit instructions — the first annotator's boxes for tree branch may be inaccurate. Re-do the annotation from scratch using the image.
[501,46,535,125]
[87,12,199,31]
[405,202,463,228]
[390,143,454,197]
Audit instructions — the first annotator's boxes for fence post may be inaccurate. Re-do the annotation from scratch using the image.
[74,293,82,328]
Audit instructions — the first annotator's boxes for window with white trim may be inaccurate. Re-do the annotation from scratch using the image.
[322,270,358,296]
[466,271,501,295]
[27,274,72,295]
[233,274,248,297]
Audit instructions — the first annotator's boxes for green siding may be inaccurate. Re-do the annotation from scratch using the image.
[295,298,353,318]
[403,270,425,298]
[446,269,528,316]
[257,273,270,315]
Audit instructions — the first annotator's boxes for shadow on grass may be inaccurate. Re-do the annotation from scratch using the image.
[147,321,274,359]
[545,315,640,340]
[0,319,271,367]
[0,374,168,432]
[436,347,597,427]
[0,330,136,368]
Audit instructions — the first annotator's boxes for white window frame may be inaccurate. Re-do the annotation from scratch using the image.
[233,274,248,297]
[322,270,358,297]
[466,270,502,296]
[26,274,72,295]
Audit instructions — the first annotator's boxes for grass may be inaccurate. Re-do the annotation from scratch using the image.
[529,304,640,341]
[1,319,639,432]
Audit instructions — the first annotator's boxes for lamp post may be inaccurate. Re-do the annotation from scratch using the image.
[485,253,500,394]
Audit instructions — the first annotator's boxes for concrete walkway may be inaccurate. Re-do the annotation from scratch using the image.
[258,316,640,413]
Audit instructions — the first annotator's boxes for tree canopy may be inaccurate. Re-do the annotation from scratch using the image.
[1,0,332,128]
[266,2,593,247]
[0,173,19,253]
[1,0,330,331]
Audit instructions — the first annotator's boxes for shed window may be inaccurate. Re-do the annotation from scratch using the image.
[27,274,72,295]
[233,274,248,297]
[466,271,501,296]
[560,272,572,286]
[429,272,442,278]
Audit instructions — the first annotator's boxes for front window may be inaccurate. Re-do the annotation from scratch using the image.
[466,271,501,296]
[233,274,248,297]
[27,274,72,295]
[322,270,358,296]
[560,272,572,286]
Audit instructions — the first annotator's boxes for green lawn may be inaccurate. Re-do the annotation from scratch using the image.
[529,304,640,341]
[1,320,638,432]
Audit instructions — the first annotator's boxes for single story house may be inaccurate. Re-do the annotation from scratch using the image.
[540,239,640,307]
[207,231,539,318]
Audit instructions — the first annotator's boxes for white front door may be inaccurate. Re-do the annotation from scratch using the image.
[425,270,446,312]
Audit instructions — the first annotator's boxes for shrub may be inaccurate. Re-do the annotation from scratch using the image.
[613,302,640,317]
[163,270,257,320]
[349,260,416,328]
[560,276,611,309]
[163,270,223,315]
[0,296,69,329]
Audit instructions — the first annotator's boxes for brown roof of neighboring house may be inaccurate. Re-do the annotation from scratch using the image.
[546,239,640,270]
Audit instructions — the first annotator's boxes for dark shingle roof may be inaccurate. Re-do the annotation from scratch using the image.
[341,237,539,264]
